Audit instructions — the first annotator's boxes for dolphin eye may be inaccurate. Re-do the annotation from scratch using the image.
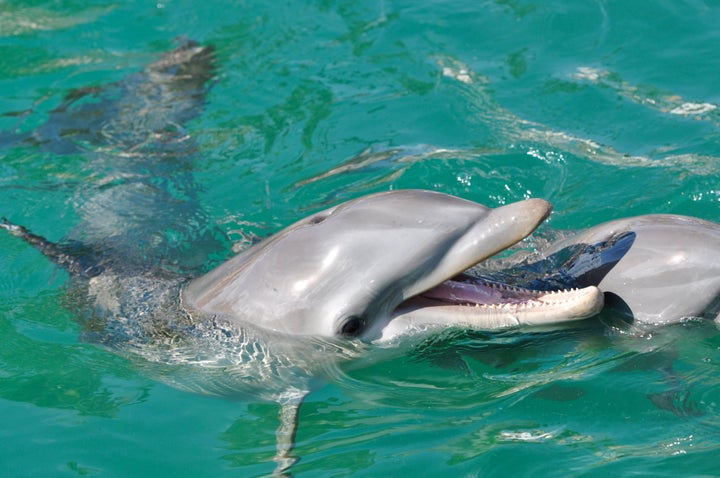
[338,315,366,338]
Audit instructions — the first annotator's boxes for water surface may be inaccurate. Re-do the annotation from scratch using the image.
[1,1,719,476]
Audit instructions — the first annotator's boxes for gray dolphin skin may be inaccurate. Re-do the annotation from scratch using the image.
[524,215,720,324]
[0,40,604,475]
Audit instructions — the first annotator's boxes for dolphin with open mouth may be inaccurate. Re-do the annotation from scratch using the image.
[0,40,603,474]
[1,190,604,473]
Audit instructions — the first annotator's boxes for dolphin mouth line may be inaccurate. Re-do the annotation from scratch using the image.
[420,276,584,309]
[393,274,604,328]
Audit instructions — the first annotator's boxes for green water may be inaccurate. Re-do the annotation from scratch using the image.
[1,0,720,476]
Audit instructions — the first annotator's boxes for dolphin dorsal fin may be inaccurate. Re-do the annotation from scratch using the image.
[1,218,104,277]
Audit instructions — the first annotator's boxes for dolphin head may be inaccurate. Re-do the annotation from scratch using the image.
[540,214,720,325]
[182,190,602,342]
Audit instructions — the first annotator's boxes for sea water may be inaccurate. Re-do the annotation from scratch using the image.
[1,1,719,476]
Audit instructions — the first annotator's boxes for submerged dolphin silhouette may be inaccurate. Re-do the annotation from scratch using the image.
[1,40,604,474]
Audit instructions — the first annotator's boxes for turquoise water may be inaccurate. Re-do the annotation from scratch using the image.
[1,0,720,476]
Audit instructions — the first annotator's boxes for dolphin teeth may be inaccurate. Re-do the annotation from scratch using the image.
[420,278,603,318]
[407,278,604,329]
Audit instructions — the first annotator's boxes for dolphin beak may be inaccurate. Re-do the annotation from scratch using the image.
[375,198,604,341]
[403,198,553,298]
[476,198,553,256]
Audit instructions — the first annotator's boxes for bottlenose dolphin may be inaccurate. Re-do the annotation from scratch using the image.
[1,190,605,473]
[1,41,604,474]
[493,215,720,325]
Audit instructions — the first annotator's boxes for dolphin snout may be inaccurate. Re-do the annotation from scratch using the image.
[497,198,552,228]
[483,198,553,250]
[522,198,553,222]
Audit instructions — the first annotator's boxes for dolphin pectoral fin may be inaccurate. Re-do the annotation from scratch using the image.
[272,390,308,477]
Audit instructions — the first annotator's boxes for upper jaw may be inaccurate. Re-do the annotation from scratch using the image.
[375,198,607,339]
[402,197,554,299]
[362,198,604,342]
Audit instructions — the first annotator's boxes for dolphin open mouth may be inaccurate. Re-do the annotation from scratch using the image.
[359,194,606,341]
[384,276,603,339]
[420,276,602,320]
